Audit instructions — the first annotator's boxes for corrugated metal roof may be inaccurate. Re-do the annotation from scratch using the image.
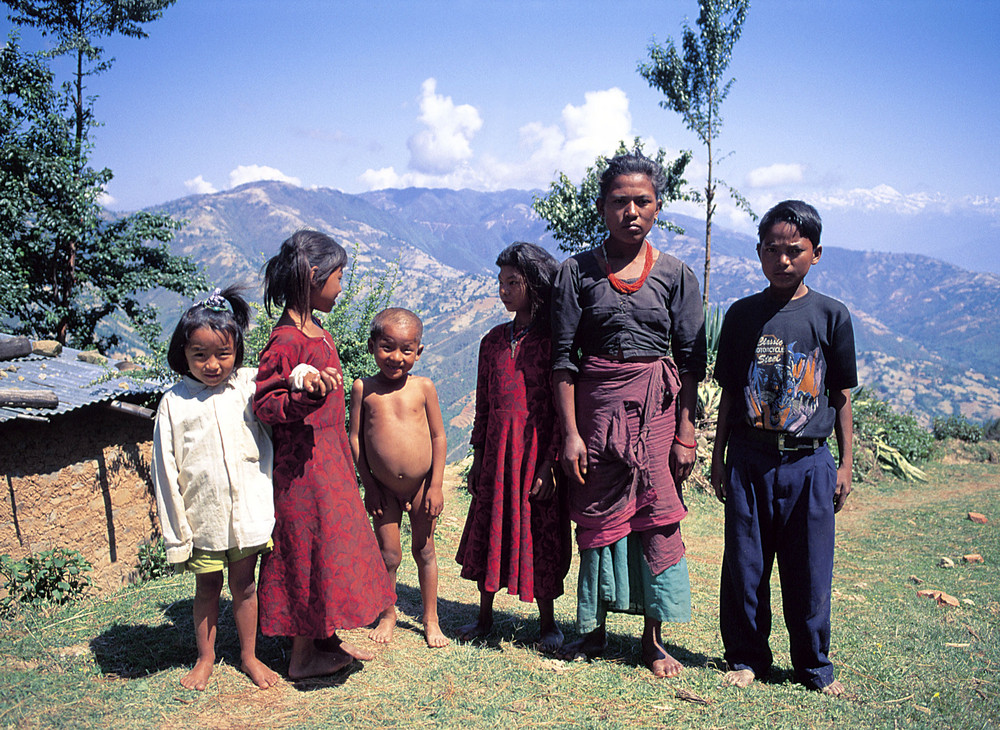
[0,334,167,423]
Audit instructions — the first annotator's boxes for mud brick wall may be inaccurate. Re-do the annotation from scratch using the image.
[0,404,160,595]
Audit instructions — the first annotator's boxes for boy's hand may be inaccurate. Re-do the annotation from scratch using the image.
[529,461,555,500]
[364,484,386,518]
[834,464,852,513]
[710,457,727,503]
[560,433,588,485]
[424,485,444,518]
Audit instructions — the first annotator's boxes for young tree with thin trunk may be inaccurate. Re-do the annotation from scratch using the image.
[638,0,752,305]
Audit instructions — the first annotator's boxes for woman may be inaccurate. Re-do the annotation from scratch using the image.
[551,151,706,677]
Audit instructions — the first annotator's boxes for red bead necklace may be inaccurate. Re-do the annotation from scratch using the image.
[602,241,654,294]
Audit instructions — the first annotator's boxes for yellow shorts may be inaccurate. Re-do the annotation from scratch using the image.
[174,539,273,575]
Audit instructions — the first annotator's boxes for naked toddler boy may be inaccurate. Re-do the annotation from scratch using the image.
[349,307,449,648]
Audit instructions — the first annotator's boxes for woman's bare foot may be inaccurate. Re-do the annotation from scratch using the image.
[181,656,215,690]
[722,668,756,687]
[368,607,397,644]
[557,629,606,662]
[241,657,280,689]
[535,624,564,654]
[425,620,450,648]
[287,649,353,680]
[819,680,846,697]
[456,618,493,641]
[642,639,683,678]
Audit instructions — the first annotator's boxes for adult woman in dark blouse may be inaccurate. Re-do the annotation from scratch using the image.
[551,152,706,677]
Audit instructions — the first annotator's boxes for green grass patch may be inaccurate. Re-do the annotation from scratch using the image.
[1,463,997,728]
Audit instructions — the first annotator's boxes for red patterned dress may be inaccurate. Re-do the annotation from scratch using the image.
[254,325,394,638]
[456,323,571,603]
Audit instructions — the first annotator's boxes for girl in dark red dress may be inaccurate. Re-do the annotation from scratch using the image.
[456,242,571,652]
[254,230,394,679]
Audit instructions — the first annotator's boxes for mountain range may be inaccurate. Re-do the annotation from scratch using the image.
[149,181,1000,459]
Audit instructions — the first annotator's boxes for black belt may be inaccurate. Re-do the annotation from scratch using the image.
[738,426,824,452]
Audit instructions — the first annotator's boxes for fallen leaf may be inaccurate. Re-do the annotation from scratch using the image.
[909,575,924,584]
[917,589,959,607]
[962,554,984,564]
[675,688,711,705]
[968,512,988,524]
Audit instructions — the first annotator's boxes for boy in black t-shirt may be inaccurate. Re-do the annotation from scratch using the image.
[711,200,856,697]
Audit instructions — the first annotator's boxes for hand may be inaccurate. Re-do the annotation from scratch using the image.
[529,462,555,500]
[300,370,328,398]
[834,464,852,513]
[466,452,483,496]
[560,432,588,485]
[363,484,386,518]
[669,441,697,484]
[319,366,342,393]
[424,486,444,518]
[710,458,727,503]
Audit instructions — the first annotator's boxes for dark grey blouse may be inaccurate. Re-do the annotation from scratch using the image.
[550,248,707,378]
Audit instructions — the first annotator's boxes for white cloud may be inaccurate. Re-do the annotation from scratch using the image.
[228,165,301,188]
[360,83,647,192]
[746,163,805,188]
[184,175,218,195]
[406,78,483,175]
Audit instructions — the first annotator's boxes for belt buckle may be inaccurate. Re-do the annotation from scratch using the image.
[777,433,787,451]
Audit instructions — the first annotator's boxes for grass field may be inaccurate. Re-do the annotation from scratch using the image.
[1,461,997,729]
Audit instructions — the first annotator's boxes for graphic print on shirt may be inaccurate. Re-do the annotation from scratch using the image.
[744,334,824,433]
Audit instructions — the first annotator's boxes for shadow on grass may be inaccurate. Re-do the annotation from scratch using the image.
[90,597,288,679]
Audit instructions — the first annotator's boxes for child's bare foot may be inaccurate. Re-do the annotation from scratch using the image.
[424,620,449,648]
[316,635,374,661]
[819,680,846,697]
[368,607,397,644]
[241,657,280,689]
[287,649,353,680]
[642,638,683,678]
[557,631,606,662]
[535,624,564,654]
[456,618,493,641]
[180,656,215,691]
[722,668,756,687]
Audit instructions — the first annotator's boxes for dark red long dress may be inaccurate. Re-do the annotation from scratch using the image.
[455,323,571,602]
[254,325,394,638]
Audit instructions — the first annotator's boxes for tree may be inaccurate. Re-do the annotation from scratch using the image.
[638,0,752,305]
[532,139,691,255]
[1,0,204,351]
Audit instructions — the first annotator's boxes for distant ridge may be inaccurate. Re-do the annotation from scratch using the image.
[145,181,1000,458]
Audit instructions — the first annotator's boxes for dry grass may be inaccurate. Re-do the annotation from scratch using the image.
[1,461,998,728]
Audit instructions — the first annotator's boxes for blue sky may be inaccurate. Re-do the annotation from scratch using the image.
[5,0,1000,271]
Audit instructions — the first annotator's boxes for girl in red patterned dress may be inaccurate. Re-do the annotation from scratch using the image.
[254,230,394,679]
[455,242,572,652]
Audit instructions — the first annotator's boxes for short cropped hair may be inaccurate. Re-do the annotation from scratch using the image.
[599,152,669,202]
[758,200,822,247]
[369,307,423,343]
[166,286,251,376]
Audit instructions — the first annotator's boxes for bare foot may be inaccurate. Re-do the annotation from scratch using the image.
[722,668,756,688]
[180,656,215,691]
[535,624,564,654]
[819,680,846,697]
[287,649,353,680]
[425,620,450,648]
[368,608,397,645]
[456,619,492,642]
[557,631,606,662]
[241,657,280,689]
[643,639,683,678]
[316,635,374,661]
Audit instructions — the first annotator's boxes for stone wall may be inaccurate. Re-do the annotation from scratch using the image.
[0,404,160,595]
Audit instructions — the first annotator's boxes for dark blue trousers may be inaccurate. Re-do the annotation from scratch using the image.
[719,434,837,689]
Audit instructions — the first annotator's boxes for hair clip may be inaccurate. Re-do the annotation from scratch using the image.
[202,288,229,312]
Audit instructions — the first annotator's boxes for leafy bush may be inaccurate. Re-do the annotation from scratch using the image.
[0,549,92,616]
[983,417,1000,442]
[933,415,984,443]
[136,538,171,582]
[852,389,934,463]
